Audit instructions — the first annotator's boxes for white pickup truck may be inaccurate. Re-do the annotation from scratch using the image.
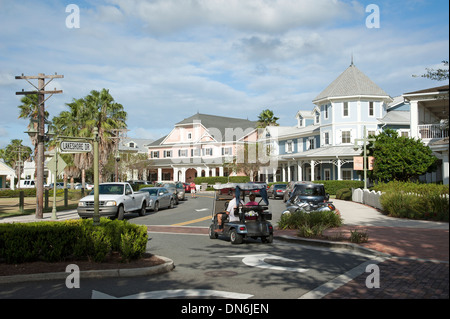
[77,182,150,220]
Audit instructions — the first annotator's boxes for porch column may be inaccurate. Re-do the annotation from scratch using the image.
[443,153,449,185]
[287,161,291,182]
[173,167,179,182]
[410,100,419,139]
[297,161,302,181]
[337,159,342,181]
[157,168,162,182]
[272,167,277,183]
[219,166,224,177]
[310,160,315,181]
[282,164,286,182]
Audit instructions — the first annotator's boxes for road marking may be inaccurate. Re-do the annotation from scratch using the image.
[299,257,389,299]
[92,289,253,299]
[225,253,309,273]
[195,208,209,212]
[172,215,211,226]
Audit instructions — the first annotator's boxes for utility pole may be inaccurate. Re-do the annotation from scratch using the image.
[16,73,63,219]
[109,129,128,182]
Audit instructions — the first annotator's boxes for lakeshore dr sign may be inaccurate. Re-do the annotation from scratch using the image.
[60,141,92,153]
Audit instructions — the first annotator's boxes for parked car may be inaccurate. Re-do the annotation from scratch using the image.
[283,181,300,202]
[267,183,287,199]
[46,182,65,190]
[286,182,329,205]
[175,182,186,201]
[140,187,174,212]
[247,182,267,196]
[162,183,179,204]
[74,183,94,190]
[77,182,150,220]
[183,183,191,193]
[18,180,35,188]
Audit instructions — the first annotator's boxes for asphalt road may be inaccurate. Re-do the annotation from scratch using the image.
[0,193,385,303]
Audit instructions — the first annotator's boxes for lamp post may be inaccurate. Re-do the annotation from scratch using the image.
[353,126,375,190]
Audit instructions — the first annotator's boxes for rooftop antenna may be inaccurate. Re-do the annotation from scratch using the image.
[350,53,354,66]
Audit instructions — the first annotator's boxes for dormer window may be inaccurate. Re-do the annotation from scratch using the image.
[129,142,135,148]
[298,117,303,128]
[315,112,320,125]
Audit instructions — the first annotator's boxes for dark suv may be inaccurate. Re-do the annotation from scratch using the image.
[287,182,329,205]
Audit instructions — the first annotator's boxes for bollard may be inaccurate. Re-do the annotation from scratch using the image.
[19,191,24,213]
[45,189,49,210]
[64,188,68,208]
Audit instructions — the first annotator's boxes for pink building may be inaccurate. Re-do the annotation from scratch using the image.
[146,113,259,182]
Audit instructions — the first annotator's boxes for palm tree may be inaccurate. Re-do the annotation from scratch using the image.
[257,109,280,128]
[17,94,50,179]
[53,89,127,183]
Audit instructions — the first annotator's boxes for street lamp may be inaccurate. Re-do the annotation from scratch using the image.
[353,126,375,190]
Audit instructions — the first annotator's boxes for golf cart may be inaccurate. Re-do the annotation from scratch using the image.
[208,183,274,244]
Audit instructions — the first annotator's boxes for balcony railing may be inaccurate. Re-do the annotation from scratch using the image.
[418,124,449,139]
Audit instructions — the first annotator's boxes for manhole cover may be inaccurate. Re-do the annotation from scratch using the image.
[204,270,238,277]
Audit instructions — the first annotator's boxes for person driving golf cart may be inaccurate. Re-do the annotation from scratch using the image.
[209,183,273,244]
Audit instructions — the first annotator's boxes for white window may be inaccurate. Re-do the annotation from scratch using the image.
[187,133,192,140]
[324,169,331,180]
[191,148,201,157]
[324,104,329,119]
[286,140,293,153]
[307,137,315,150]
[222,147,233,155]
[369,102,374,117]
[324,132,330,145]
[151,151,160,158]
[343,102,349,117]
[342,169,352,180]
[202,148,213,156]
[178,149,188,157]
[315,112,320,124]
[164,150,172,158]
[342,131,351,144]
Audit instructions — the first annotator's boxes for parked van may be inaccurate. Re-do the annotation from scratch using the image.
[19,180,35,188]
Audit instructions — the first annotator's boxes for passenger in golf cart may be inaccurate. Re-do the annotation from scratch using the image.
[209,183,274,244]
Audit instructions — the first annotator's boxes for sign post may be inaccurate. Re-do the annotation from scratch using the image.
[353,126,376,190]
[47,148,67,220]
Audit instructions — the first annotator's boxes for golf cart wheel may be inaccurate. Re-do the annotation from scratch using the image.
[261,234,273,244]
[230,229,243,245]
[209,225,218,239]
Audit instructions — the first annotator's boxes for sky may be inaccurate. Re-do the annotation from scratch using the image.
[0,0,449,149]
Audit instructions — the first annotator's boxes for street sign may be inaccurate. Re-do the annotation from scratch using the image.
[60,141,92,153]
[47,154,67,174]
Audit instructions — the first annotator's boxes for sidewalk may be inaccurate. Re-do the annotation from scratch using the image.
[275,199,449,299]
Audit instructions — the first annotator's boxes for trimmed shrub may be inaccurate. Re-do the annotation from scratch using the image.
[336,188,352,201]
[277,210,342,237]
[0,218,148,264]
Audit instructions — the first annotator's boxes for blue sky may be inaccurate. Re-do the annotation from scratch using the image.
[0,0,448,149]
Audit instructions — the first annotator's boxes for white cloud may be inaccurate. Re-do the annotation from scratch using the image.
[109,0,362,34]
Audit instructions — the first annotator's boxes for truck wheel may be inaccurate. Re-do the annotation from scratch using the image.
[230,229,243,244]
[117,205,125,220]
[138,203,146,216]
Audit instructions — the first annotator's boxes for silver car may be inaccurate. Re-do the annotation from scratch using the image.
[140,187,174,212]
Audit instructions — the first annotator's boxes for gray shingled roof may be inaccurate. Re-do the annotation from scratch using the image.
[313,64,390,102]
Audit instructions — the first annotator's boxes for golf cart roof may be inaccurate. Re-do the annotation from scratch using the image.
[213,183,267,190]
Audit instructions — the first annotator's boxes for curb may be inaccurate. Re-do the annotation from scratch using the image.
[0,255,175,284]
[274,234,391,258]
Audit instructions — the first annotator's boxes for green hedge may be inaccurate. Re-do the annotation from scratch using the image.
[0,218,148,264]
[193,176,250,185]
[277,210,342,237]
[314,180,365,195]
[336,188,352,201]
[373,181,449,222]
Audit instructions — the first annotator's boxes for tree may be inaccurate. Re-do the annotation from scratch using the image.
[413,60,449,81]
[52,89,127,183]
[366,129,438,182]
[257,109,279,128]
